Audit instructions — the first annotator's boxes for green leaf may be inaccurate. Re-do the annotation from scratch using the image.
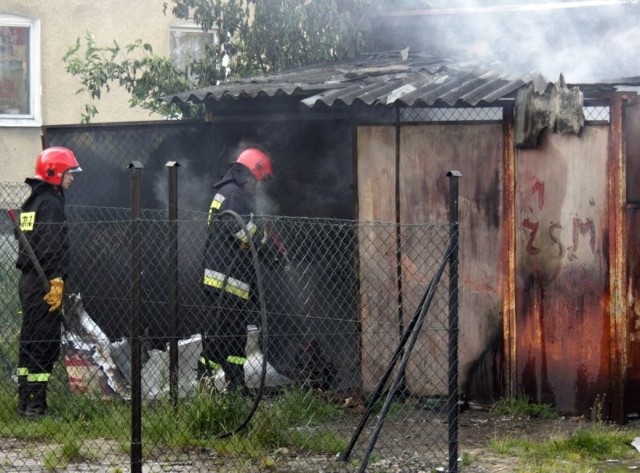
[63,1,399,121]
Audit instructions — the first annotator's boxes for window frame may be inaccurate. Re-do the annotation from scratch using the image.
[0,14,41,127]
[169,20,216,74]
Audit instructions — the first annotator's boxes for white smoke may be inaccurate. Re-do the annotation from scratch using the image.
[409,0,640,82]
[256,185,280,216]
[153,159,211,212]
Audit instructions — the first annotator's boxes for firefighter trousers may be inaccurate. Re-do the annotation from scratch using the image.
[200,288,256,387]
[17,272,62,381]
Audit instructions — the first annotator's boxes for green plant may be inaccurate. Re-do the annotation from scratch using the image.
[182,386,254,438]
[491,397,558,419]
[460,451,475,466]
[63,33,199,122]
[248,389,345,452]
[488,422,640,472]
[41,438,100,470]
[64,1,431,122]
[590,393,606,423]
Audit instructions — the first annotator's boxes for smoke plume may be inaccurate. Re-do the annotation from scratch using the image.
[396,0,640,82]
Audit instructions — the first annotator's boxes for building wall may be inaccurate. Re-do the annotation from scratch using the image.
[355,116,626,418]
[1,0,175,183]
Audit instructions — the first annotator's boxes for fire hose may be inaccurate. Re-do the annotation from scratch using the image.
[213,209,270,438]
[7,206,269,435]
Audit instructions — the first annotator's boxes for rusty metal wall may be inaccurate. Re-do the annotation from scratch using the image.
[357,123,505,398]
[356,118,626,418]
[624,101,640,418]
[515,126,610,415]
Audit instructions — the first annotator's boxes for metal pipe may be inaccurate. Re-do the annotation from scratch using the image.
[340,273,438,462]
[128,161,143,473]
[446,170,461,473]
[166,161,180,407]
[357,239,456,473]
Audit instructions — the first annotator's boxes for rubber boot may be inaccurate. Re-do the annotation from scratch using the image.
[16,375,27,416]
[197,358,210,381]
[225,363,246,393]
[25,382,48,420]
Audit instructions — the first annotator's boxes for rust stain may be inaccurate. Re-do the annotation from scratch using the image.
[517,267,608,413]
[502,105,517,398]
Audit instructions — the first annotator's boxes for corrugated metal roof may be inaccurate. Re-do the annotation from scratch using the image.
[165,50,535,108]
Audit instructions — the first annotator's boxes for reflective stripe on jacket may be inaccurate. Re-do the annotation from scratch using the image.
[202,163,262,300]
[15,178,69,280]
[203,268,251,300]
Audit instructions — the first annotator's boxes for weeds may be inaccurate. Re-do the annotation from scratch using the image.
[491,397,558,419]
[484,399,640,472]
[0,382,349,457]
[42,439,98,470]
[488,424,639,472]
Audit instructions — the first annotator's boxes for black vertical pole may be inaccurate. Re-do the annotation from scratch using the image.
[446,170,461,473]
[166,161,180,407]
[128,161,143,473]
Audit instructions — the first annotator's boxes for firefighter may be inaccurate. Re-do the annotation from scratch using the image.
[199,147,276,390]
[15,147,82,419]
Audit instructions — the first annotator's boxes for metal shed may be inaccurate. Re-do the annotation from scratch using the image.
[165,48,640,422]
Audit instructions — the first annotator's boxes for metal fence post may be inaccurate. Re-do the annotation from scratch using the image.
[128,161,143,473]
[166,161,180,407]
[446,170,461,473]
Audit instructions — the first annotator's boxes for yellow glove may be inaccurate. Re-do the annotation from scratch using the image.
[43,277,64,313]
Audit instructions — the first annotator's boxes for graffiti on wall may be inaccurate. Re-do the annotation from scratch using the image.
[521,177,597,263]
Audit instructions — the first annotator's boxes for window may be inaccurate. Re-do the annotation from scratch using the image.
[170,20,215,74]
[0,15,40,126]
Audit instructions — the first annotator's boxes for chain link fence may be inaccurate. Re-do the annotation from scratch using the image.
[0,181,459,473]
[1,120,460,472]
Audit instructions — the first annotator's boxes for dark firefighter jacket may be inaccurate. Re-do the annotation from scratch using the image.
[202,163,267,300]
[15,178,69,280]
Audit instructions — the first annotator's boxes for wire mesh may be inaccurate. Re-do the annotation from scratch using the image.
[583,105,609,123]
[0,180,459,472]
[401,107,503,122]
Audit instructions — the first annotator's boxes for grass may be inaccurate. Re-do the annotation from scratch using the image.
[0,380,349,469]
[487,425,639,472]
[480,398,640,473]
[4,375,640,473]
[491,396,558,419]
[42,439,99,470]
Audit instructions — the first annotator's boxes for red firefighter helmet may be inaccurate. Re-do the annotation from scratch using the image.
[236,148,273,181]
[34,147,82,186]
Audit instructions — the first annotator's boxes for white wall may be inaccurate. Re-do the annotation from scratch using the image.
[1,0,175,183]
